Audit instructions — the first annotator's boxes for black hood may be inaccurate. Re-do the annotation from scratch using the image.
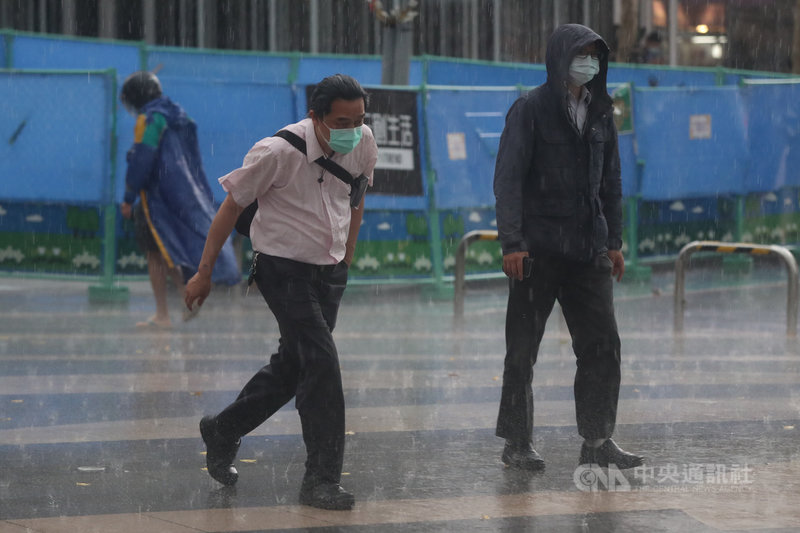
[545,24,612,108]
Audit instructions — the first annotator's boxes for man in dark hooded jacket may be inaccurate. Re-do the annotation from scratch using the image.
[119,71,239,328]
[493,24,643,471]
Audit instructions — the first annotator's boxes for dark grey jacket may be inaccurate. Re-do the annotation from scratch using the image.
[493,24,623,262]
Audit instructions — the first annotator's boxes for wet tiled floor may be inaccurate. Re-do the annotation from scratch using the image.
[1,260,799,532]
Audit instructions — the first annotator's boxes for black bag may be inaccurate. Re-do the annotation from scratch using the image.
[234,129,367,237]
[234,200,259,237]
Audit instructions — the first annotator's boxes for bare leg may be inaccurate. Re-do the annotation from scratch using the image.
[138,250,173,328]
[169,264,185,293]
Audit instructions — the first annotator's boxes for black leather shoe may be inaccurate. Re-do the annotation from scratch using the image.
[299,482,355,510]
[501,441,546,471]
[200,416,240,486]
[579,438,644,470]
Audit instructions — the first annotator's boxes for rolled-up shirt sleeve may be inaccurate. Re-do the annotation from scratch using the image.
[218,141,279,208]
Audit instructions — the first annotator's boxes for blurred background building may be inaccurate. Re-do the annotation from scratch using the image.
[0,0,797,73]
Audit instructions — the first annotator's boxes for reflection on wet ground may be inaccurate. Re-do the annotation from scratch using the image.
[1,261,798,532]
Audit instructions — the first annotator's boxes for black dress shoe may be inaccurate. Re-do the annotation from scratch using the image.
[200,416,240,486]
[501,441,546,471]
[299,482,355,510]
[579,438,644,470]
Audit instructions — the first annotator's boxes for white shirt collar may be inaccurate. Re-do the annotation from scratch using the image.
[567,85,592,106]
[303,117,328,162]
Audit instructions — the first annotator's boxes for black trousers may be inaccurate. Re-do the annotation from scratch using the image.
[495,253,621,443]
[215,253,349,485]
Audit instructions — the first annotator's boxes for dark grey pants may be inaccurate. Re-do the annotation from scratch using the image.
[215,253,348,485]
[495,253,621,443]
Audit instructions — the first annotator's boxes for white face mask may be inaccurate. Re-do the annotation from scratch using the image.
[568,55,600,86]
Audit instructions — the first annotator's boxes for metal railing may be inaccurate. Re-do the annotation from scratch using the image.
[453,230,499,325]
[674,241,799,337]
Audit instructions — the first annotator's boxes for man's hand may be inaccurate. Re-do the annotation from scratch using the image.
[502,251,529,280]
[608,249,625,282]
[343,244,355,267]
[184,271,212,312]
[182,193,243,313]
[120,202,132,220]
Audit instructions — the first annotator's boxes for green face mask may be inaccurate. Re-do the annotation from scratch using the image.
[325,122,363,154]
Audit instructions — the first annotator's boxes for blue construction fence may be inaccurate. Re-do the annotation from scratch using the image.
[1,30,799,282]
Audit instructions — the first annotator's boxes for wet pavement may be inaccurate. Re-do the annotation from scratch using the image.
[1,258,799,532]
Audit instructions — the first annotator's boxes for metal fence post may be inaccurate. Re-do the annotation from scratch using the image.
[674,241,799,337]
[453,230,498,326]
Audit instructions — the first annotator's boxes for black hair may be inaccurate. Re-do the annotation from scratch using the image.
[308,74,369,118]
[120,71,162,111]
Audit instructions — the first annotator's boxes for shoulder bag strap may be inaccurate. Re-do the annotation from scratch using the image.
[273,129,355,186]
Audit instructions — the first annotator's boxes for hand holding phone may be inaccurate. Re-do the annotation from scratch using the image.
[523,256,534,278]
